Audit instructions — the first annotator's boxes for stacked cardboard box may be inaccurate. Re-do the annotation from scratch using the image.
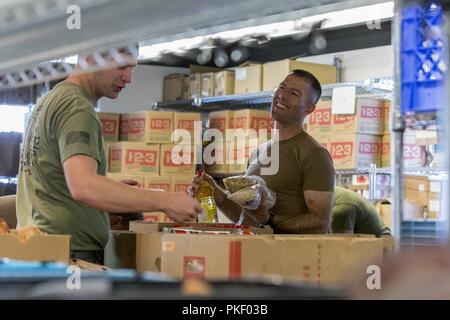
[308,99,384,170]
[381,130,426,168]
[215,70,235,96]
[127,111,173,144]
[163,74,188,102]
[98,112,120,142]
[404,175,444,219]
[106,111,199,223]
[263,59,337,92]
[234,63,263,94]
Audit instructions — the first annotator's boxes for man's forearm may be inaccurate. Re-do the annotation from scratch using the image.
[272,212,330,234]
[75,174,171,213]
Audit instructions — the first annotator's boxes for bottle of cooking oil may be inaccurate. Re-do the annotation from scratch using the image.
[194,170,218,223]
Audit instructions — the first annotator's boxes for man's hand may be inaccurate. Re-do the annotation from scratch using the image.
[189,173,218,195]
[162,192,202,223]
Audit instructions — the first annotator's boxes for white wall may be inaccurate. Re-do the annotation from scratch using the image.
[298,45,393,82]
[98,65,189,113]
[98,45,393,113]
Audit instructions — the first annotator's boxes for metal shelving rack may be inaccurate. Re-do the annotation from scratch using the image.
[153,78,395,112]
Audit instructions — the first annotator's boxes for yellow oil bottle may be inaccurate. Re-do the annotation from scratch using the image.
[194,170,218,223]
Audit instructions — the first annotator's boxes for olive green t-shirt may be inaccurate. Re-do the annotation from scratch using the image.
[332,187,391,236]
[246,131,335,216]
[17,82,109,251]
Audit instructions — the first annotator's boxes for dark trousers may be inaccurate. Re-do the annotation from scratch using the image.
[71,250,104,265]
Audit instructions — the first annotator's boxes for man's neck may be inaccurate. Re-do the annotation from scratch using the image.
[65,74,99,103]
[275,121,304,141]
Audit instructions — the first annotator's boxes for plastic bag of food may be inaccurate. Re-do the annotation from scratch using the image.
[223,175,256,193]
[224,175,276,211]
[228,185,262,210]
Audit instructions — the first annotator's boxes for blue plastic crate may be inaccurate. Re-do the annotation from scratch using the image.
[400,1,448,114]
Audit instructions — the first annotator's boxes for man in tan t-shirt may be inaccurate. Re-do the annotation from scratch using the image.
[17,46,201,263]
[191,70,334,234]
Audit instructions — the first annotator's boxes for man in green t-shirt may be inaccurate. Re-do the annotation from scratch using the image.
[332,187,391,236]
[17,47,201,264]
[191,70,335,234]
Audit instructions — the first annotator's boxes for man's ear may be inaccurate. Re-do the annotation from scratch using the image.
[305,103,316,116]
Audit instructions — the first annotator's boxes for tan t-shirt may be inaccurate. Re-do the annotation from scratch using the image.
[246,131,335,216]
[17,82,109,251]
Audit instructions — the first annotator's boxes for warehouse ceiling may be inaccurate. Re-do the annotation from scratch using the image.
[0,0,392,74]
[139,20,392,68]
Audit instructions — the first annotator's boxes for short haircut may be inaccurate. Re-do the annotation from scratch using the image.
[290,69,322,104]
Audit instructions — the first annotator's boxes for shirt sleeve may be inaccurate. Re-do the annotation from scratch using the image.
[56,108,102,164]
[302,147,335,192]
[332,204,357,233]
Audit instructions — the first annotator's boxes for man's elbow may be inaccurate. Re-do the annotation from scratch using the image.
[68,184,98,205]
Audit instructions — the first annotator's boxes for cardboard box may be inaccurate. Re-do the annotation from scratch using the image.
[109,142,160,175]
[307,100,332,134]
[381,133,426,168]
[171,175,193,193]
[427,196,441,219]
[404,175,444,208]
[404,188,428,207]
[163,74,187,102]
[234,63,263,94]
[160,144,196,176]
[144,175,172,192]
[173,112,202,144]
[104,231,137,269]
[404,199,425,220]
[332,98,384,135]
[182,76,191,100]
[233,109,273,136]
[160,234,383,285]
[209,110,234,133]
[136,232,165,272]
[309,133,330,152]
[201,72,216,97]
[330,134,381,169]
[189,73,202,98]
[119,114,129,141]
[215,70,235,96]
[143,212,173,223]
[129,221,272,235]
[263,59,337,91]
[0,234,70,264]
[104,230,164,273]
[106,173,145,188]
[98,112,119,142]
[128,111,173,144]
[383,100,391,134]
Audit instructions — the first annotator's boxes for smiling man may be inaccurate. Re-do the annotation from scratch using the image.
[16,46,201,264]
[191,70,335,233]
